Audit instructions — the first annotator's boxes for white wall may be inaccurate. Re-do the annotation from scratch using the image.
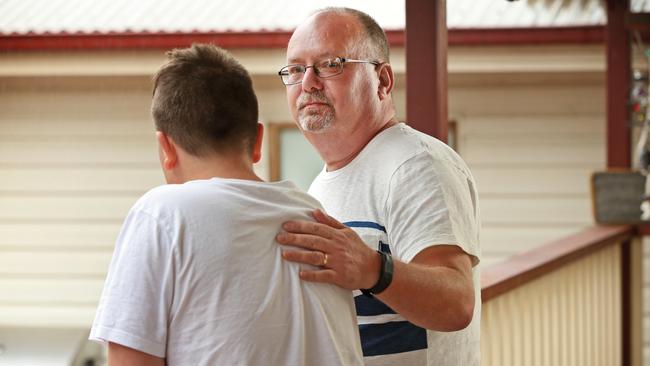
[0,76,161,327]
[449,75,606,266]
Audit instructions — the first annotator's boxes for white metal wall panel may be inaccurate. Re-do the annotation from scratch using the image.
[450,82,604,254]
[0,77,161,328]
[482,244,622,366]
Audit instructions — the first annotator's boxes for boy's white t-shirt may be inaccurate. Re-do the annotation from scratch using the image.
[89,178,363,366]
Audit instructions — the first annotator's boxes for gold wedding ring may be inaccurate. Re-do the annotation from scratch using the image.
[322,252,328,266]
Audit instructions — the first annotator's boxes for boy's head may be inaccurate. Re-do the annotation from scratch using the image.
[151,44,259,158]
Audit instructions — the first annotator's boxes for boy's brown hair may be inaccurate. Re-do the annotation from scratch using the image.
[152,44,259,156]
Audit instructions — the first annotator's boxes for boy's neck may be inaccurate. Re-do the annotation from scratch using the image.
[171,152,263,184]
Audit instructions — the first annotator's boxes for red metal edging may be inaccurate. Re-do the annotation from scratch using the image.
[0,27,605,51]
[480,225,635,302]
[0,31,294,51]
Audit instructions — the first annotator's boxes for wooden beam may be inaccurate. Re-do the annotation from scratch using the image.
[621,238,632,366]
[625,12,650,32]
[481,225,634,301]
[608,3,634,364]
[627,235,645,366]
[448,26,604,45]
[405,0,447,141]
[606,0,631,168]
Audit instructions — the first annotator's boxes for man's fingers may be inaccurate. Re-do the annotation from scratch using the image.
[312,209,346,229]
[276,232,326,251]
[282,220,334,239]
[299,269,337,283]
[282,249,328,267]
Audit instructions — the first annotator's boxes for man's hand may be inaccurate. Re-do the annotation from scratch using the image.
[276,209,381,290]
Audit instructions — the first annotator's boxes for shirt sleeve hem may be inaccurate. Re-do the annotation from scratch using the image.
[89,324,166,358]
[400,237,480,266]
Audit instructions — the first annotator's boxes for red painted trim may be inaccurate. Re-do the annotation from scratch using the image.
[448,26,604,45]
[621,238,633,366]
[606,3,634,362]
[406,0,448,141]
[625,12,650,32]
[481,225,634,301]
[0,27,605,51]
[606,0,631,169]
[0,31,294,51]
[635,223,650,235]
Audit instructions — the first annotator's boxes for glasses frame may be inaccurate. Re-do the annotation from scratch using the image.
[278,57,380,86]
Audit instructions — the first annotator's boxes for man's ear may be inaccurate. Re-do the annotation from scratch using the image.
[377,63,394,100]
[156,131,178,170]
[252,123,264,164]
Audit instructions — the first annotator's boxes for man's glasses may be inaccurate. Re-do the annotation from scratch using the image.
[278,57,380,86]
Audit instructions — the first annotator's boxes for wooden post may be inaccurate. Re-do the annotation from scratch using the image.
[621,236,644,366]
[606,0,631,168]
[405,0,448,142]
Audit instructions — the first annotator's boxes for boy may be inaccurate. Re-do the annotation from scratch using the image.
[89,44,362,365]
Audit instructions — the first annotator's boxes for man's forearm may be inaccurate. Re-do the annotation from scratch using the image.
[108,342,165,366]
[374,256,475,331]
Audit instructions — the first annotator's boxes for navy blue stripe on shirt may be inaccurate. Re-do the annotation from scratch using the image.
[359,321,428,356]
[355,294,396,316]
[343,221,387,233]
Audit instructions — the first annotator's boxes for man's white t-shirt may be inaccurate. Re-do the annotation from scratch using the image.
[309,123,481,366]
[90,178,363,365]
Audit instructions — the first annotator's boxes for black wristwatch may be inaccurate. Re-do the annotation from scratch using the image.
[361,250,394,297]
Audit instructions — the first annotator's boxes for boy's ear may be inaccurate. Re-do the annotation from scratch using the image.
[252,123,264,164]
[156,131,178,170]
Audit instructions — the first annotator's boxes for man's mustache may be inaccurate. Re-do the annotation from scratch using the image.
[297,91,332,109]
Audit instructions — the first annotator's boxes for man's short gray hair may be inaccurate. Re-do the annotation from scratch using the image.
[316,7,390,63]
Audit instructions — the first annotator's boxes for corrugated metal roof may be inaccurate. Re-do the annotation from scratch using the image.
[1,0,649,36]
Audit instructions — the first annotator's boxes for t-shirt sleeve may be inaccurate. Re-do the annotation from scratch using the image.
[89,208,175,358]
[385,151,480,265]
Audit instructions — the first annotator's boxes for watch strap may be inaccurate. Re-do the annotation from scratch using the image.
[361,250,393,297]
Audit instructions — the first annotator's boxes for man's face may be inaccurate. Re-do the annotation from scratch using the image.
[285,13,377,136]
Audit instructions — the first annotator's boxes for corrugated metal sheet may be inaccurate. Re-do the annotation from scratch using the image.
[0,0,649,36]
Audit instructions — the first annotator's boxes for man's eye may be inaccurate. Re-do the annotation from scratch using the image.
[323,60,339,69]
[287,65,305,75]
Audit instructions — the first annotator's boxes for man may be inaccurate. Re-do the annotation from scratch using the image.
[275,8,481,366]
[89,44,363,365]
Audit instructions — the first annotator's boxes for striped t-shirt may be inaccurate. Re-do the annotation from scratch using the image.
[308,123,481,366]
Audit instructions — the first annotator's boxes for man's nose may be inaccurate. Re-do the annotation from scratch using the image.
[301,67,323,92]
